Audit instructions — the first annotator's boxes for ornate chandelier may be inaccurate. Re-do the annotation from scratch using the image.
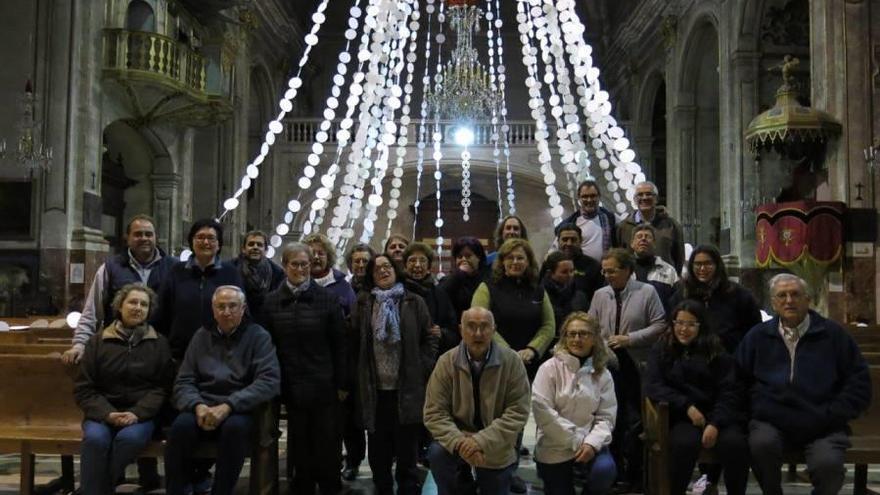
[0,80,53,177]
[426,0,500,122]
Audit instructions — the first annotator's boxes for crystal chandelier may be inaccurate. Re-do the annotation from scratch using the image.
[426,0,500,122]
[0,80,53,177]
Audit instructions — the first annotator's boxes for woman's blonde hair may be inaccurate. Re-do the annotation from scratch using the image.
[555,312,608,375]
[491,238,539,286]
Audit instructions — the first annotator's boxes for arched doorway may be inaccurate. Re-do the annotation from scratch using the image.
[102,121,155,251]
[126,0,156,32]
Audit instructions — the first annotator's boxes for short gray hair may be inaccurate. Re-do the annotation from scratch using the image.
[281,242,313,265]
[636,181,659,196]
[462,306,495,328]
[213,285,246,305]
[768,273,809,296]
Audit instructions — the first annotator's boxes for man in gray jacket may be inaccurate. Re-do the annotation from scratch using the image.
[424,307,530,495]
[164,286,280,495]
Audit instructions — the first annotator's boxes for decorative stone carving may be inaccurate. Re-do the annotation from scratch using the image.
[661,16,677,52]
[761,0,809,47]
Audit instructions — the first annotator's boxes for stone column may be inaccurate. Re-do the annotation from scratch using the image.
[729,50,762,265]
[811,0,876,323]
[151,173,182,254]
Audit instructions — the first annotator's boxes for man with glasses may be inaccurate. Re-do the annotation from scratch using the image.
[616,181,685,273]
[261,242,349,494]
[165,285,280,495]
[559,180,618,263]
[424,307,531,495]
[737,274,871,495]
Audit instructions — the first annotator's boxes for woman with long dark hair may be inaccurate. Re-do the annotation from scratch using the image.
[644,300,749,495]
[669,245,761,353]
[439,236,489,324]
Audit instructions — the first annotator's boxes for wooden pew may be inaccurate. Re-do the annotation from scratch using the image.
[644,366,880,495]
[0,353,279,494]
[0,343,68,356]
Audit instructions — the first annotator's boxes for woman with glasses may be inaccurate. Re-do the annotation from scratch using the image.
[669,245,762,354]
[532,312,617,495]
[154,218,245,360]
[352,254,438,495]
[645,300,749,495]
[402,242,456,353]
[587,248,666,491]
[75,283,173,495]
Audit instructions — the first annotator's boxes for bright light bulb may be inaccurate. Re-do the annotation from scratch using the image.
[453,127,475,147]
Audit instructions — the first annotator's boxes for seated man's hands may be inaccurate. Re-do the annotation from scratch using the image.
[456,434,485,467]
[196,403,232,431]
[106,411,139,427]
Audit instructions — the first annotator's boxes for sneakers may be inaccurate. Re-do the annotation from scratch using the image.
[510,474,528,493]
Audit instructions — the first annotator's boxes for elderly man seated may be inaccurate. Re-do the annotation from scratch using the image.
[737,274,871,495]
[164,285,281,495]
[423,307,531,495]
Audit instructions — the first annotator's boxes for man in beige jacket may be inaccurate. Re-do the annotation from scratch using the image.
[423,307,531,495]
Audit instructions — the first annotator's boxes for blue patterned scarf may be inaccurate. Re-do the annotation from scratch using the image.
[371,283,405,343]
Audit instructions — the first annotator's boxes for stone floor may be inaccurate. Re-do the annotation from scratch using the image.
[1,414,878,494]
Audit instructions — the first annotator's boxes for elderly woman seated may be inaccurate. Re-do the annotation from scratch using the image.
[74,283,174,495]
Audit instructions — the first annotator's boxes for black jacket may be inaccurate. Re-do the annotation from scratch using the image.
[154,259,246,359]
[352,289,437,431]
[405,276,458,354]
[542,276,589,332]
[645,339,742,428]
[74,323,174,422]
[669,281,762,353]
[439,269,487,325]
[260,281,348,407]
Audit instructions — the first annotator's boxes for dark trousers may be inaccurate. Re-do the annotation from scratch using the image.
[368,390,421,495]
[536,449,617,495]
[668,421,749,495]
[748,420,849,495]
[164,412,253,495]
[287,402,343,494]
[427,441,515,495]
[342,393,366,468]
[609,350,643,484]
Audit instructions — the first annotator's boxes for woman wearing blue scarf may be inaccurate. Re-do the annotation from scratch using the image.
[352,254,438,495]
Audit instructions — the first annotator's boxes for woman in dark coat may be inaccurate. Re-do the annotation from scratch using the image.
[644,300,749,495]
[75,283,173,495]
[352,254,438,495]
[669,245,762,354]
[402,242,456,353]
[439,236,489,325]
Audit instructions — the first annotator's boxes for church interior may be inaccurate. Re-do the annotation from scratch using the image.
[1,0,879,493]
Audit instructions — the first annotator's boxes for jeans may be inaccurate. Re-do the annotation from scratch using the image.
[427,441,516,495]
[536,449,617,495]
[164,412,253,495]
[80,419,156,495]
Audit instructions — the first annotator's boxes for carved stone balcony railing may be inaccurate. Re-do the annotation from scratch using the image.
[102,29,232,125]
[281,118,544,147]
[103,29,207,97]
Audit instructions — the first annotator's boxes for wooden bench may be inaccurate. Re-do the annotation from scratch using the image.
[644,366,880,495]
[0,327,73,345]
[0,353,279,494]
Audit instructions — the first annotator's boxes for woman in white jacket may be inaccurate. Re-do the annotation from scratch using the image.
[532,312,618,495]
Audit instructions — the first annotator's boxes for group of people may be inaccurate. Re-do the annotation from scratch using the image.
[61,178,871,495]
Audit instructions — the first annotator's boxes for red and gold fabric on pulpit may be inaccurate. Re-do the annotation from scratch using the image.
[755,201,845,268]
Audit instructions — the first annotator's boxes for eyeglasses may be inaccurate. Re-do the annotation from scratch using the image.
[773,291,804,301]
[406,257,429,266]
[214,302,242,312]
[194,235,218,243]
[673,320,700,328]
[287,261,310,269]
[374,263,395,273]
[504,255,527,264]
[693,261,715,270]
[567,331,593,340]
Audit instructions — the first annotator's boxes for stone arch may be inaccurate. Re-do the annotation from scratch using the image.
[676,15,721,246]
[633,70,667,197]
[125,0,156,32]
